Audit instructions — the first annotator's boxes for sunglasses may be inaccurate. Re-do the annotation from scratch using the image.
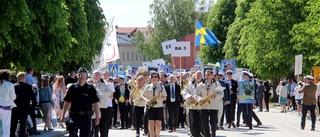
[205,74,210,76]
[151,76,158,78]
[79,73,87,76]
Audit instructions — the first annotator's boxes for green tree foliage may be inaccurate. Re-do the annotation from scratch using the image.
[136,0,196,62]
[238,0,307,79]
[0,0,105,73]
[200,0,237,63]
[291,0,320,74]
[224,0,256,67]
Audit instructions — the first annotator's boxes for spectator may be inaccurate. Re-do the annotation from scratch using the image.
[39,77,54,131]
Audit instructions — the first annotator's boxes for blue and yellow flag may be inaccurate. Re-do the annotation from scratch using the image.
[195,19,220,47]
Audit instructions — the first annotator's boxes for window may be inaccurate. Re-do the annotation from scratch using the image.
[136,52,139,60]
[132,52,134,61]
[122,51,125,61]
[127,51,130,61]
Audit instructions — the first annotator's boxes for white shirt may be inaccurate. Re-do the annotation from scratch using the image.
[0,80,16,107]
[106,82,115,107]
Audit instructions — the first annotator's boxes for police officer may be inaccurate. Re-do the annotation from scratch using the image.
[61,67,100,137]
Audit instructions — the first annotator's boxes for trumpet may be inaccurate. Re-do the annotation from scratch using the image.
[127,80,142,100]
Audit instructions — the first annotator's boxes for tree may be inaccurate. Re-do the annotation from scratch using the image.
[291,0,320,74]
[238,0,307,80]
[136,0,196,62]
[200,0,237,63]
[223,0,256,67]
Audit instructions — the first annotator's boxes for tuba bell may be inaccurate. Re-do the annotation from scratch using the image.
[127,80,141,100]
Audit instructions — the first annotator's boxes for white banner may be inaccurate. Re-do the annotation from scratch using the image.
[195,0,210,13]
[98,17,120,69]
[295,54,303,76]
[161,39,176,55]
[171,42,191,57]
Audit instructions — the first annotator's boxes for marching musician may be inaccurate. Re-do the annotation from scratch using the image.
[196,69,224,137]
[141,71,167,137]
[182,70,203,137]
[129,76,146,137]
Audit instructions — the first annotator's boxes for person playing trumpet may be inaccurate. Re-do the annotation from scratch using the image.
[182,70,203,137]
[129,76,146,137]
[141,71,167,137]
[196,70,224,137]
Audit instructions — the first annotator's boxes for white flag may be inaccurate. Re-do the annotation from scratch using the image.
[99,17,120,70]
[195,0,210,13]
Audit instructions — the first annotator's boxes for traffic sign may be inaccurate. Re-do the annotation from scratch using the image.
[108,64,118,76]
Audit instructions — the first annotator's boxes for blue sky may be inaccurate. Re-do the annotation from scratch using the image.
[100,0,153,27]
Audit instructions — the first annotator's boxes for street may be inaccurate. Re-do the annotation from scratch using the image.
[59,105,320,137]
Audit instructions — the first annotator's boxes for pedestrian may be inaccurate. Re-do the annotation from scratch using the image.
[61,67,100,137]
[39,76,54,131]
[0,69,17,137]
[25,66,40,135]
[299,75,317,131]
[294,81,303,116]
[277,81,287,113]
[52,76,67,128]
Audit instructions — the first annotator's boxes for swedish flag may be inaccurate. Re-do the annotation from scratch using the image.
[195,19,220,47]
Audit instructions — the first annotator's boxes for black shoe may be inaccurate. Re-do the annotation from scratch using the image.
[232,123,236,128]
[227,124,231,128]
[220,126,224,130]
[136,133,140,137]
[236,123,240,127]
[249,127,253,130]
[300,127,304,130]
[311,128,315,131]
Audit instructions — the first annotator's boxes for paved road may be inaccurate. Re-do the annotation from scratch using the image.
[60,106,320,137]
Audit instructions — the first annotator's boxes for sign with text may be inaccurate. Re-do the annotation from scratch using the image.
[294,54,303,76]
[161,39,176,55]
[313,66,320,84]
[171,42,191,57]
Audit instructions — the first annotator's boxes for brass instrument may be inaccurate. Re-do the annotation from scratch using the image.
[127,80,142,100]
[195,86,225,107]
[195,90,217,107]
[146,86,163,109]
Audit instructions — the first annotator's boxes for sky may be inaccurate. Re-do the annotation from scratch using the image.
[100,0,153,27]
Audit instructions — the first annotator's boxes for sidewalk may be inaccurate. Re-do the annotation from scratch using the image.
[32,123,68,137]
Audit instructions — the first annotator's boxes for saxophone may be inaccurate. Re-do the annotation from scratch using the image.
[195,85,225,107]
[128,80,141,100]
[146,86,163,109]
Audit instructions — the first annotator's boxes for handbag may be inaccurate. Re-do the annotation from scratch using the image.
[34,107,43,118]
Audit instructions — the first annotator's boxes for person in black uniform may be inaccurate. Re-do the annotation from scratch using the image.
[225,70,238,128]
[10,72,36,137]
[114,75,130,129]
[61,67,100,137]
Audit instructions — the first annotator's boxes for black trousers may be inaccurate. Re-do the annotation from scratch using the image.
[291,96,296,110]
[264,92,270,111]
[190,110,202,137]
[100,107,113,137]
[236,104,245,125]
[29,101,37,131]
[112,102,118,126]
[69,114,92,137]
[178,106,185,128]
[143,111,149,135]
[301,105,316,128]
[200,109,218,137]
[134,106,145,134]
[119,103,128,128]
[225,101,236,124]
[10,108,29,137]
[167,104,179,130]
[252,110,261,124]
[220,105,226,126]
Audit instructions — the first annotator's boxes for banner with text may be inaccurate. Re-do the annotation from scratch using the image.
[161,39,176,55]
[171,42,191,57]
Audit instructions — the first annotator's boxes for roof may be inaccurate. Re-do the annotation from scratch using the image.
[117,33,135,46]
[105,26,150,40]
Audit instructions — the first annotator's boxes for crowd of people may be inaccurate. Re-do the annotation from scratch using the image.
[0,66,320,137]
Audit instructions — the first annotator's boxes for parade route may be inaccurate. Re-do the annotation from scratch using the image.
[58,105,320,137]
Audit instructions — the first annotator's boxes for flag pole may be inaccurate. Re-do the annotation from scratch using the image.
[180,56,182,85]
[171,55,176,73]
[194,12,198,64]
